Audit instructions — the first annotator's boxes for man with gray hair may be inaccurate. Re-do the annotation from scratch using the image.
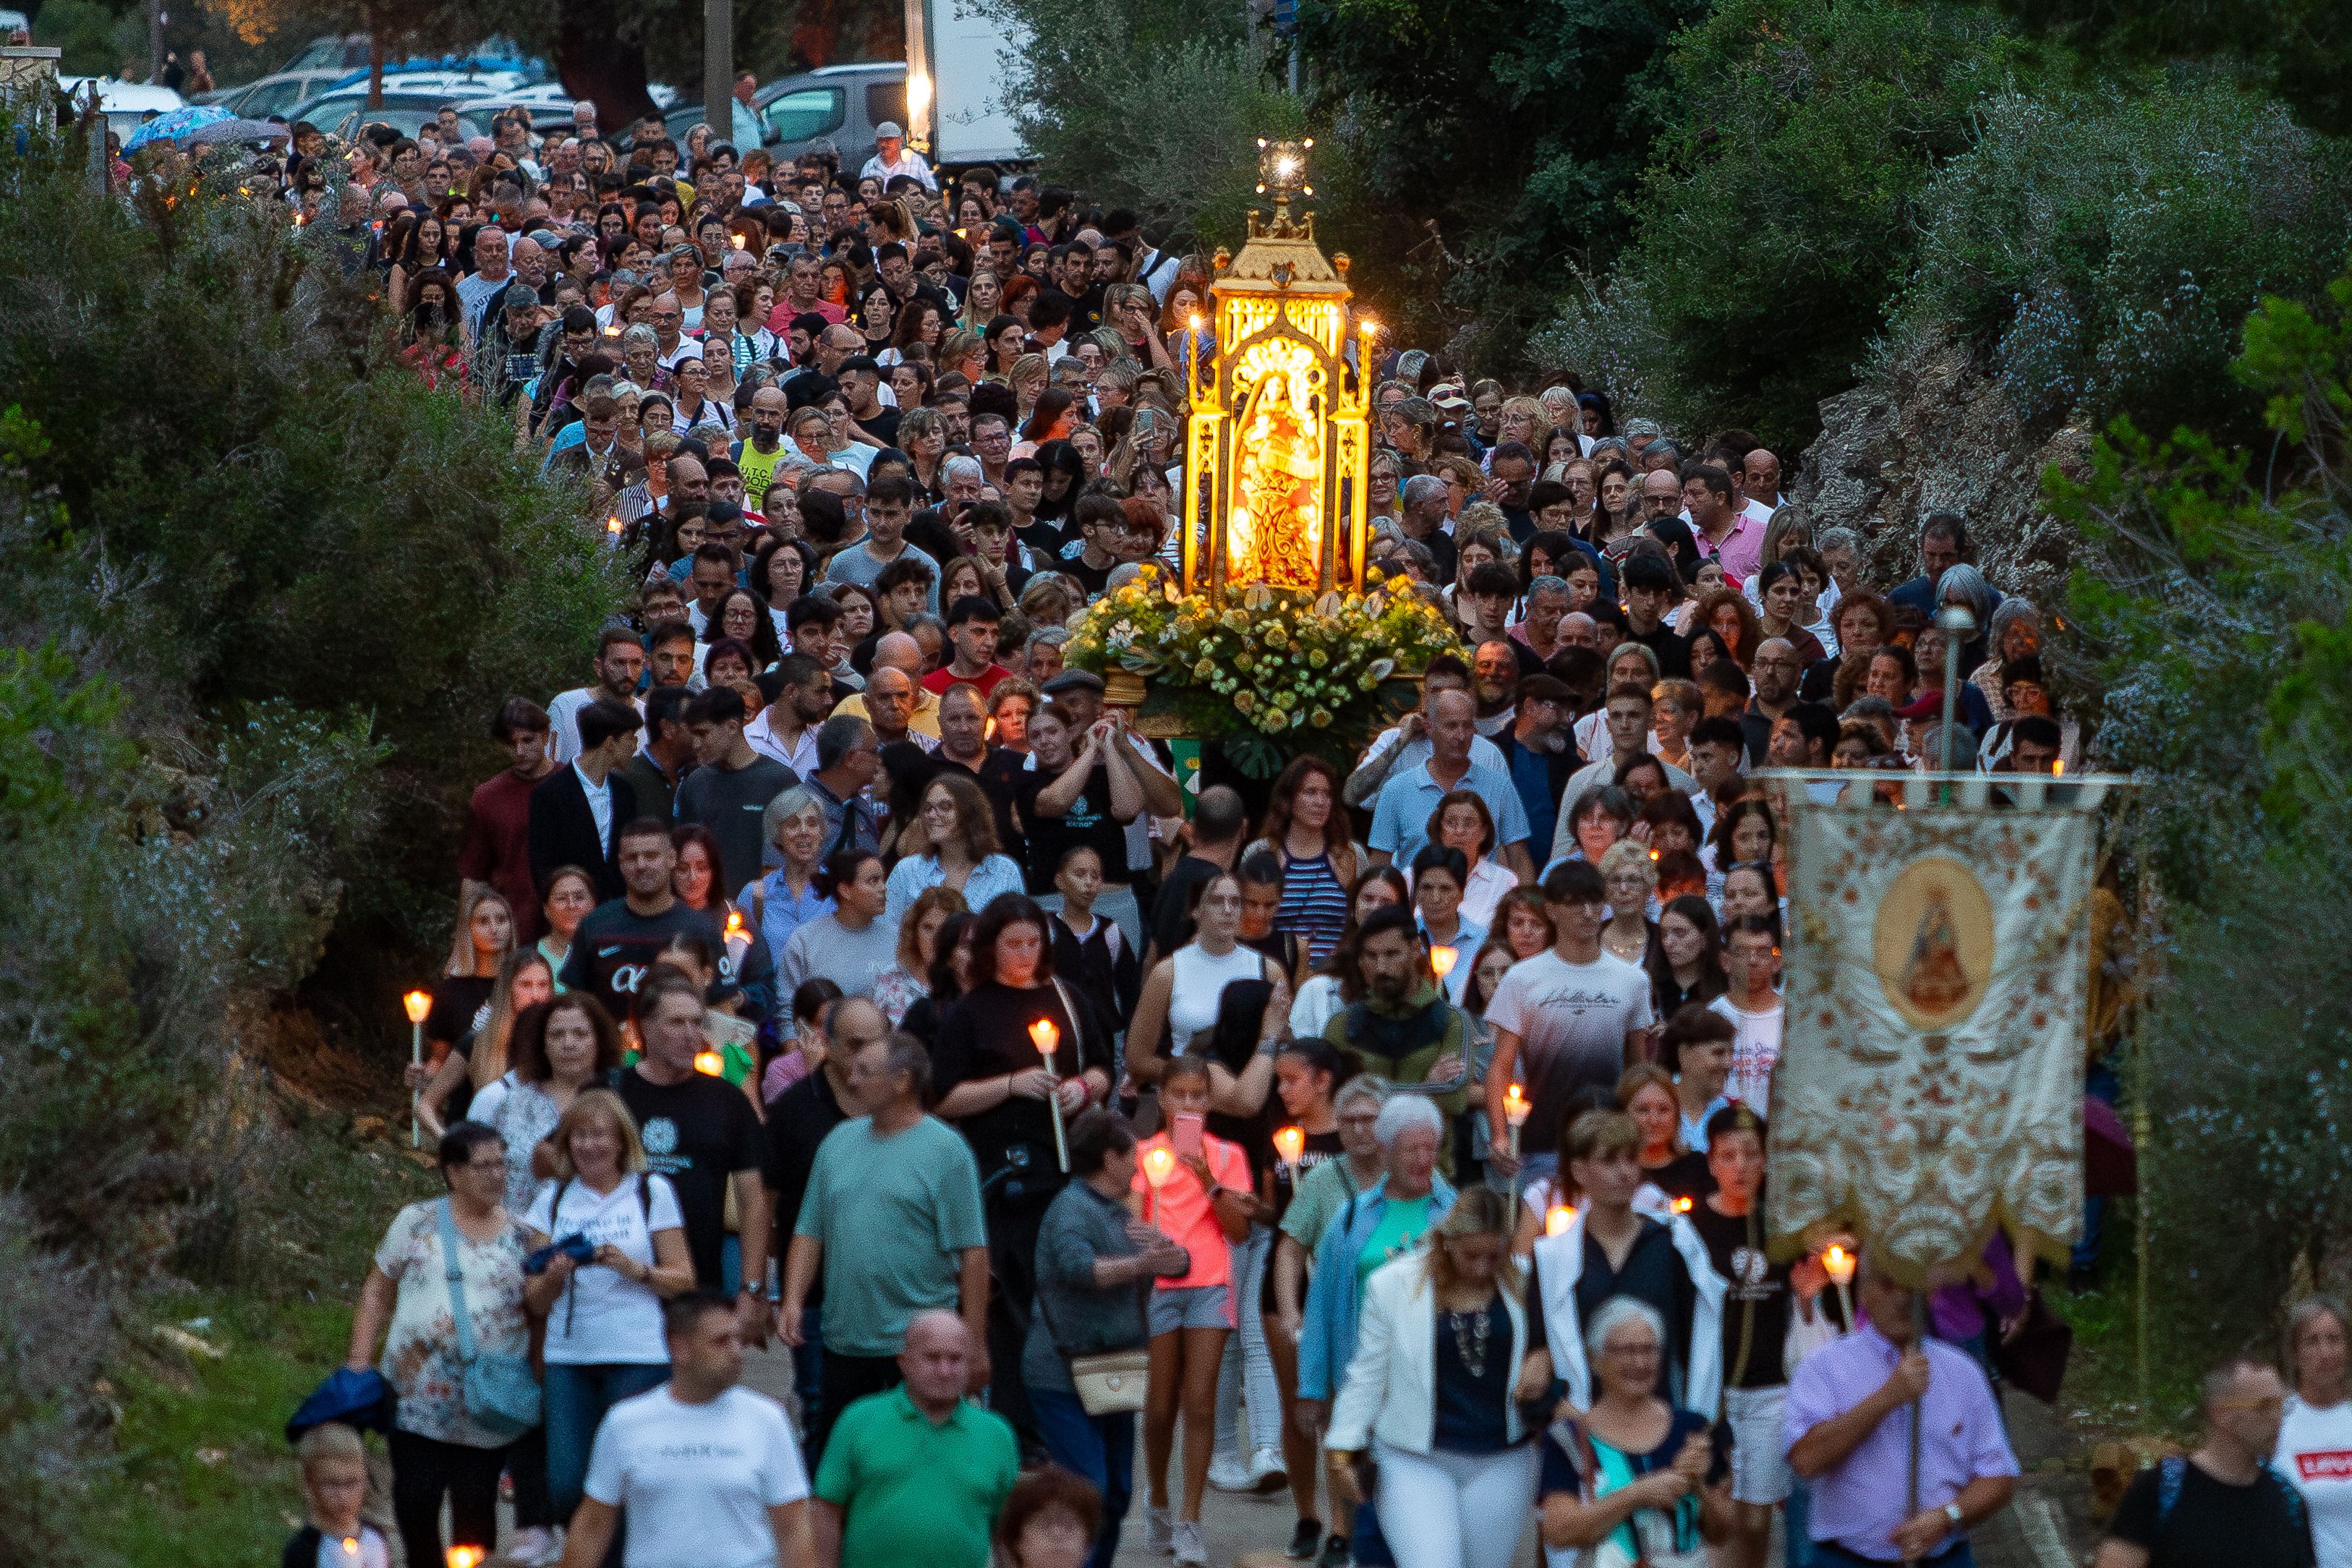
[1397,473,1459,581]
[783,1028,990,1460]
[804,715,883,855]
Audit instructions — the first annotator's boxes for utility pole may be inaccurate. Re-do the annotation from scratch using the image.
[703,0,733,152]
[146,0,162,82]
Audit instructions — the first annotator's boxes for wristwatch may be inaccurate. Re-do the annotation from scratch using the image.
[1943,1503,1964,1533]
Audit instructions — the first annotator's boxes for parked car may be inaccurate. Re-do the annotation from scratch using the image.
[207,69,346,119]
[56,77,186,139]
[752,63,907,169]
[292,88,496,142]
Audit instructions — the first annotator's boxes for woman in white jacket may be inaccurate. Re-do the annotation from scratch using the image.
[1325,1188,1543,1568]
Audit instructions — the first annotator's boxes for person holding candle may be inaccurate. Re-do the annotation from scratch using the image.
[1619,1062,1715,1208]
[417,950,556,1141]
[1263,1042,1359,1558]
[1026,1109,1193,1568]
[1297,1094,1455,1568]
[1410,844,1487,1010]
[932,893,1118,1454]
[282,1423,392,1568]
[1130,1056,1256,1565]
[417,887,519,1083]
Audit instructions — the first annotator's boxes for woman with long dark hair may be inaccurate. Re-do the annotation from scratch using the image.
[1245,756,1365,968]
[1648,894,1726,1023]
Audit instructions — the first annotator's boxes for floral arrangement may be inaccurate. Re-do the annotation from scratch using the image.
[1063,565,1462,775]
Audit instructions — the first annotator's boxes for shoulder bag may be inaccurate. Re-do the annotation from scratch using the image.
[1034,1211,1149,1416]
[437,1198,542,1441]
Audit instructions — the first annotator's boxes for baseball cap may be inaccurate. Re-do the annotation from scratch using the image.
[875,121,905,140]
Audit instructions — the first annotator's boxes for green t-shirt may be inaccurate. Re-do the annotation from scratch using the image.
[1355,1194,1434,1292]
[1282,1154,1368,1256]
[814,1387,1018,1568]
[794,1115,987,1356]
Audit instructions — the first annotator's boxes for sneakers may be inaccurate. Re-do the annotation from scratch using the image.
[1143,1504,1175,1555]
[1285,1517,1324,1559]
[504,1527,563,1567]
[1248,1445,1289,1494]
[1206,1451,1256,1492]
[1172,1520,1209,1566]
[1317,1533,1352,1568]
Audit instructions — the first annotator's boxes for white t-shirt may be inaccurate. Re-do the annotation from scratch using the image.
[1709,993,1785,1117]
[584,1384,811,1568]
[523,1173,684,1365]
[2277,1394,2352,1567]
[1483,950,1653,1156]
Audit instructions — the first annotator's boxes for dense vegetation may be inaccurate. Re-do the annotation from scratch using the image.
[0,114,622,1555]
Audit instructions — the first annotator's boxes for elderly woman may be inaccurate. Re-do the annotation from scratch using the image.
[1536,1298,1733,1568]
[745,786,832,973]
[1298,1095,1458,1568]
[1325,1188,1541,1568]
[1026,1110,1192,1568]
[1598,839,1659,971]
[345,1122,531,1568]
[1971,596,2047,723]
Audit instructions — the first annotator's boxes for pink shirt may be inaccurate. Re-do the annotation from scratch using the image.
[1132,1130,1249,1290]
[1698,511,1765,585]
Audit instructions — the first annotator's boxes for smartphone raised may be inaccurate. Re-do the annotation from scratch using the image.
[1171,1112,1204,1160]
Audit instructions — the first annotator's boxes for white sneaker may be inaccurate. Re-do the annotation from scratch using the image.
[1206,1451,1255,1491]
[1172,1520,1209,1566]
[504,1527,558,1567]
[1246,1444,1289,1492]
[1144,1504,1175,1555]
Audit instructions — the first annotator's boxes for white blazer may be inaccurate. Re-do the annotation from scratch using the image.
[1533,1206,1728,1418]
[1327,1252,1533,1456]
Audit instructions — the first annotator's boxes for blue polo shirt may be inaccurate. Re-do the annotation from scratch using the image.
[1369,760,1531,868]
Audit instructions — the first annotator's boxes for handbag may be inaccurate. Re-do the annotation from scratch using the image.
[1992,1286,2073,1405]
[437,1199,542,1441]
[1034,1234,1149,1417]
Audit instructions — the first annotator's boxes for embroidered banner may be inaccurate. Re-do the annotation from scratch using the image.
[1765,796,2094,1279]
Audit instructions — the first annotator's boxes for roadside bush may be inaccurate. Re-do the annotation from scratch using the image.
[1905,84,2352,443]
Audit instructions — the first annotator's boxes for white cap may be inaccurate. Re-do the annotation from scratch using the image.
[875,121,904,140]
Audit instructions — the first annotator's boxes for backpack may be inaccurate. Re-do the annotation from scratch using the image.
[2155,1454,2306,1531]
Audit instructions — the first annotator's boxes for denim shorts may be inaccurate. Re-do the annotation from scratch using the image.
[1149,1284,1234,1335]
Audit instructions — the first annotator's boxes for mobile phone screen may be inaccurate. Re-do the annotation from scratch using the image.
[1172,1112,1204,1159]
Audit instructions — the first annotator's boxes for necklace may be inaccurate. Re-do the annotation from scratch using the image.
[1604,924,1646,962]
[1445,1300,1494,1379]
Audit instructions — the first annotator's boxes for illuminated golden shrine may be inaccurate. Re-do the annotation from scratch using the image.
[1181,139,1373,605]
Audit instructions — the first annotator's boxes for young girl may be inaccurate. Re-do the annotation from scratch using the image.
[1133,1057,1253,1566]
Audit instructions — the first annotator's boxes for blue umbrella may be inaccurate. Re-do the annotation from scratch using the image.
[122,103,236,151]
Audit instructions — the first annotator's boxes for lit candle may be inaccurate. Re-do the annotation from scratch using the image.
[1545,1203,1575,1237]
[694,1049,725,1077]
[1273,1124,1305,1177]
[1142,1143,1176,1225]
[1030,1018,1069,1172]
[606,514,623,537]
[1822,1243,1857,1328]
[1502,1083,1530,1158]
[447,1549,485,1568]
[723,907,751,971]
[402,989,432,1149]
[1673,1195,1693,1214]
[2052,758,2066,777]
[341,1537,361,1566]
[1428,945,1457,982]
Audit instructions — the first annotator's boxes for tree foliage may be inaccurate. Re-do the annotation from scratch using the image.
[2056,266,2352,1358]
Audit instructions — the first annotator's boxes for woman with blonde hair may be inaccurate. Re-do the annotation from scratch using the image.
[1618,1061,1712,1206]
[418,887,519,1076]
[1010,351,1051,426]
[417,948,556,1140]
[2277,1294,2352,1563]
[521,1087,694,1524]
[872,885,968,1027]
[1324,1186,1540,1568]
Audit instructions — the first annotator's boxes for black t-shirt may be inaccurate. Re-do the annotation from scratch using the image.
[856,404,901,448]
[1626,620,1692,680]
[1058,547,1115,601]
[1529,1218,1696,1386]
[1013,764,1128,892]
[930,979,1114,1193]
[1015,519,1067,564]
[613,1067,766,1289]
[1644,1151,1716,1208]
[1687,1201,1792,1388]
[558,897,773,1021]
[426,974,497,1049]
[2108,1460,2314,1568]
[761,1065,849,1302]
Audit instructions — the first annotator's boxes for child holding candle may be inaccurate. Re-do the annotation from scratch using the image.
[281,1423,392,1568]
[1130,1057,1253,1565]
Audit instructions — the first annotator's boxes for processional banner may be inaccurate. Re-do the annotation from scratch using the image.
[1763,781,2097,1279]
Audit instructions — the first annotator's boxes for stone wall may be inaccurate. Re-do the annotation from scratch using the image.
[1788,330,2095,610]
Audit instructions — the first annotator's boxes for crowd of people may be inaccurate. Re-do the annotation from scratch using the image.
[234,83,2327,1568]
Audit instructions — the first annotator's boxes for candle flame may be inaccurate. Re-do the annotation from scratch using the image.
[1188,313,1203,332]
[2052,758,2065,777]
[1822,1243,1856,1284]
[725,908,746,939]
[694,1049,725,1076]
[1142,1145,1176,1188]
[1503,1083,1530,1127]
[607,515,623,534]
[1273,1125,1305,1164]
[1029,1018,1060,1057]
[1673,1195,1693,1213]
[1429,945,1457,980]
[402,989,433,1025]
[341,1539,359,1559]
[446,1550,485,1568]
[1545,1204,1575,1237]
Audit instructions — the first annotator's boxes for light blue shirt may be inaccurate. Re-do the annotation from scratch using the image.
[1368,760,1531,869]
[884,852,1027,927]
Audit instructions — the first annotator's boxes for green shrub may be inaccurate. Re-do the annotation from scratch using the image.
[1905,83,2352,442]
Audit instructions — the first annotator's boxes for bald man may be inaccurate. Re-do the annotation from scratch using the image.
[811,1311,1017,1568]
[830,632,941,740]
